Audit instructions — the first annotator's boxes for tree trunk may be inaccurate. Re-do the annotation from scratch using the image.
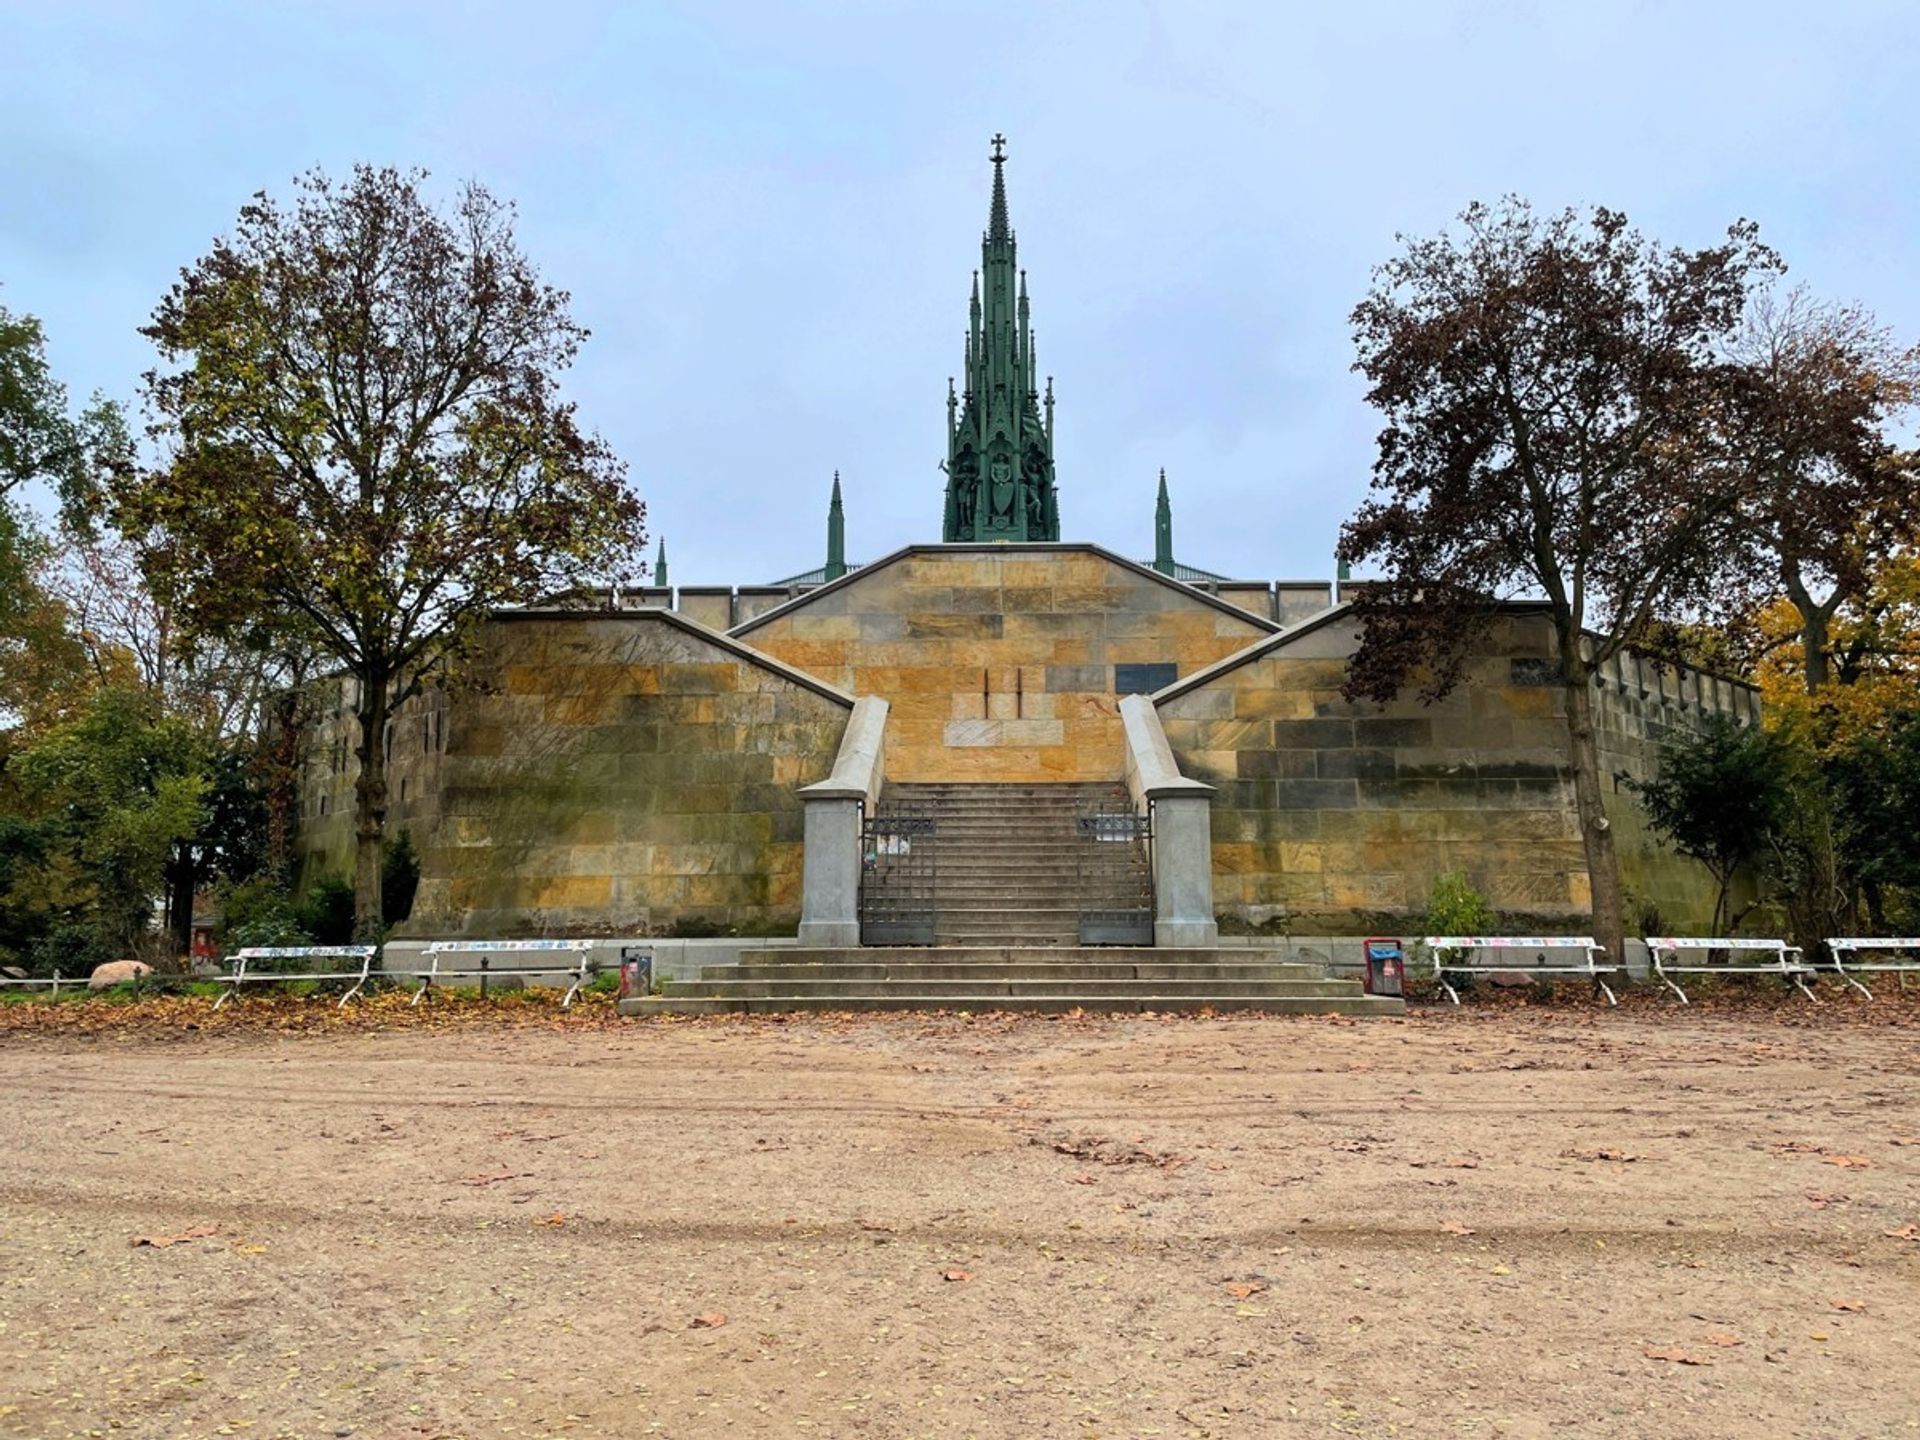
[1564,672,1627,959]
[167,845,196,958]
[1799,605,1831,694]
[351,670,391,941]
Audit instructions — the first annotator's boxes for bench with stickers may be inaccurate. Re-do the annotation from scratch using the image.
[1423,935,1624,1005]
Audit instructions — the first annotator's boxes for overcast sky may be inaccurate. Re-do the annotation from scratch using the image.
[3,1,1916,587]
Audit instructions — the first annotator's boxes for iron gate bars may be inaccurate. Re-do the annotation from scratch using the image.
[1077,800,1153,945]
[860,807,938,945]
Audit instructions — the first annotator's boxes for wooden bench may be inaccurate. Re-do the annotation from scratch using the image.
[1647,937,1813,1003]
[1424,935,1623,1005]
[1827,938,1920,1000]
[214,946,378,1009]
[400,939,604,1008]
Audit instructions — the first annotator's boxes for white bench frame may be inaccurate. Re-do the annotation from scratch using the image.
[1827,938,1920,1000]
[215,946,378,1010]
[1647,936,1813,1003]
[1424,935,1622,1005]
[402,939,603,1008]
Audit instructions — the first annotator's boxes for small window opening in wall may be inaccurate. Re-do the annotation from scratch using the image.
[1114,662,1176,696]
[318,794,327,817]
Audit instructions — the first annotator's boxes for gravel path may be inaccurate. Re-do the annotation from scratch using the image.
[1,1005,1917,1438]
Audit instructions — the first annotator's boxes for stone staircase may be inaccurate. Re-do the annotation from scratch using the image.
[882,781,1145,947]
[618,946,1401,1015]
[615,779,1400,1016]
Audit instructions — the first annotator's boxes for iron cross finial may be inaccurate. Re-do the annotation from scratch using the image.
[990,133,1007,162]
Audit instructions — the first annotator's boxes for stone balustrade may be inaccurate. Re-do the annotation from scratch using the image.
[1119,693,1219,948]
[796,696,890,946]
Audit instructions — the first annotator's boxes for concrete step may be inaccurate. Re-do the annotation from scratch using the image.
[736,947,1290,964]
[623,993,1402,1016]
[705,962,1327,982]
[663,977,1359,998]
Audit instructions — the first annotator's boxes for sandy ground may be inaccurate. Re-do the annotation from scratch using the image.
[1,1002,1918,1440]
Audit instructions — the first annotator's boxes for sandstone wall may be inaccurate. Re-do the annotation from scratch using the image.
[1157,610,1741,934]
[737,545,1273,781]
[293,611,851,938]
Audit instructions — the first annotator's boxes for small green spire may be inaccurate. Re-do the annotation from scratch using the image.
[1153,469,1175,576]
[824,471,847,581]
[653,536,668,590]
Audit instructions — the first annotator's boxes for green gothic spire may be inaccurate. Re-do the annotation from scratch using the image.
[653,536,668,589]
[1153,469,1174,575]
[943,134,1059,542]
[825,471,847,581]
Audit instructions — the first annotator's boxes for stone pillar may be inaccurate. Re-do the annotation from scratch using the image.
[797,796,864,946]
[796,696,889,948]
[1118,694,1219,949]
[1150,792,1219,948]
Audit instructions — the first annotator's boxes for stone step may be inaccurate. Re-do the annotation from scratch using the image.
[740,946,1286,964]
[660,979,1364,1000]
[708,962,1326,982]
[624,994,1401,1016]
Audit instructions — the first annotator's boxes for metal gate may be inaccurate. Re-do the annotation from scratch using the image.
[859,807,938,945]
[1076,800,1153,945]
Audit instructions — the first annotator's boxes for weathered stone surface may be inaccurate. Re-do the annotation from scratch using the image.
[296,611,849,939]
[1158,609,1737,934]
[89,960,152,990]
[738,547,1271,781]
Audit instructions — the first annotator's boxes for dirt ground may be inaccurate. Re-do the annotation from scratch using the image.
[1,999,1918,1439]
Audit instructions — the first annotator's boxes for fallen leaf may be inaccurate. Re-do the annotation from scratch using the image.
[1828,1299,1865,1313]
[1705,1331,1744,1347]
[1643,1346,1710,1365]
[1490,1264,1512,1276]
[459,1169,533,1187]
[941,1268,974,1283]
[1804,1193,1843,1210]
[130,1224,218,1249]
[1439,1220,1476,1236]
[1224,1281,1267,1300]
[690,1312,727,1329]
[1809,1331,1829,1342]
[1890,1137,1918,1147]
[1069,1174,1097,1186]
[1565,1148,1644,1163]
[1444,1156,1480,1170]
[1822,1156,1872,1169]
[1883,1224,1917,1242]
[534,1213,566,1227]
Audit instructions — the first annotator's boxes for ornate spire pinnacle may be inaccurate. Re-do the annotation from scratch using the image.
[1153,470,1174,576]
[653,536,669,590]
[824,471,847,581]
[988,132,1010,242]
[944,136,1058,542]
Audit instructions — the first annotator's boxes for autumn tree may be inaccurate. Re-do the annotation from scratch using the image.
[1723,290,1919,692]
[118,166,645,938]
[1337,200,1780,957]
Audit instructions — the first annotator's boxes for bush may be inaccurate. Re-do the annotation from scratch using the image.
[382,829,420,925]
[298,876,356,944]
[218,875,311,950]
[1424,869,1494,936]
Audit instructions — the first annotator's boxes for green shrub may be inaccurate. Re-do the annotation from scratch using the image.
[298,876,356,944]
[1424,869,1494,936]
[218,875,311,949]
[382,830,420,925]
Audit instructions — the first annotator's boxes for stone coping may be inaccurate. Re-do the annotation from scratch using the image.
[490,605,855,707]
[1149,603,1351,705]
[725,541,1284,638]
[798,696,889,804]
[1119,693,1213,802]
